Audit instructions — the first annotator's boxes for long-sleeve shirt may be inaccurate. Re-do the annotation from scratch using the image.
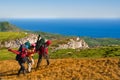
[8,48,27,58]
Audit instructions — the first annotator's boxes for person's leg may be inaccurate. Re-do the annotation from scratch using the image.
[28,62,32,72]
[27,58,32,72]
[36,54,42,69]
[20,58,26,75]
[18,61,22,75]
[21,62,26,75]
[45,54,50,65]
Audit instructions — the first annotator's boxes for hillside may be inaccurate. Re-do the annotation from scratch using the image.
[0,58,120,80]
[1,31,120,49]
[0,32,28,41]
[0,22,22,32]
[81,37,120,47]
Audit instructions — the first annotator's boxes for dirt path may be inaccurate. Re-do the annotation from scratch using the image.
[0,58,120,80]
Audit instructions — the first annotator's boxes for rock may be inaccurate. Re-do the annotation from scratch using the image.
[56,38,89,50]
[0,34,38,48]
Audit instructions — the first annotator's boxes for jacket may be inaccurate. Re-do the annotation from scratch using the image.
[38,45,48,55]
[8,48,27,58]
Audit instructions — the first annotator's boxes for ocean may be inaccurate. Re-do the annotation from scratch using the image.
[1,18,120,38]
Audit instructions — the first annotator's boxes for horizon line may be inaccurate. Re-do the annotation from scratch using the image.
[0,17,120,19]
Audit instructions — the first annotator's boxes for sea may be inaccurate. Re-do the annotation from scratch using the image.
[1,18,120,38]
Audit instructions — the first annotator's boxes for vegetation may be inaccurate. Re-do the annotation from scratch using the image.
[1,46,120,60]
[81,36,120,47]
[28,32,120,48]
[0,32,28,42]
[0,49,16,60]
[50,46,120,59]
[0,22,22,31]
[32,31,69,39]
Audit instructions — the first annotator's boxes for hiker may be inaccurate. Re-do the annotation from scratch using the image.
[36,40,51,69]
[26,43,36,72]
[18,41,36,72]
[8,47,28,75]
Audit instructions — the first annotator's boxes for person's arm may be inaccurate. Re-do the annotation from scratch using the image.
[8,48,20,54]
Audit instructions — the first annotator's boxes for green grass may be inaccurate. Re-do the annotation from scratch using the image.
[0,32,28,42]
[49,46,120,59]
[0,49,16,60]
[0,49,39,60]
[0,46,120,60]
[82,36,120,47]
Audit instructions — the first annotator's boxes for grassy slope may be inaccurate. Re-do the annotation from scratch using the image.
[1,46,120,60]
[0,32,28,42]
[0,49,16,60]
[0,58,120,80]
[0,22,22,31]
[82,37,120,47]
[50,46,120,59]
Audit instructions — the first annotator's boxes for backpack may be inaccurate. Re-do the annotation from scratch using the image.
[15,45,22,61]
[36,38,45,51]
[16,54,21,61]
[16,44,25,61]
[15,54,27,62]
[18,44,23,52]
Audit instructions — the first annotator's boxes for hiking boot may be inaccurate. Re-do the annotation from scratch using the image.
[47,60,50,65]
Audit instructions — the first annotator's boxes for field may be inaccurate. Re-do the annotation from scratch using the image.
[0,58,120,80]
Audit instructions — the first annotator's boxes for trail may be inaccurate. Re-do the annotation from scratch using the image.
[0,58,120,80]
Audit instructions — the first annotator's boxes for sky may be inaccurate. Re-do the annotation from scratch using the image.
[0,0,120,18]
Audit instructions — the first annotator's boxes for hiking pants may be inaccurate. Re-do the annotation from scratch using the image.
[18,60,26,75]
[36,54,49,68]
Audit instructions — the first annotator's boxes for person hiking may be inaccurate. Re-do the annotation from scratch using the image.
[18,41,36,73]
[26,43,36,72]
[8,46,28,76]
[36,40,51,69]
